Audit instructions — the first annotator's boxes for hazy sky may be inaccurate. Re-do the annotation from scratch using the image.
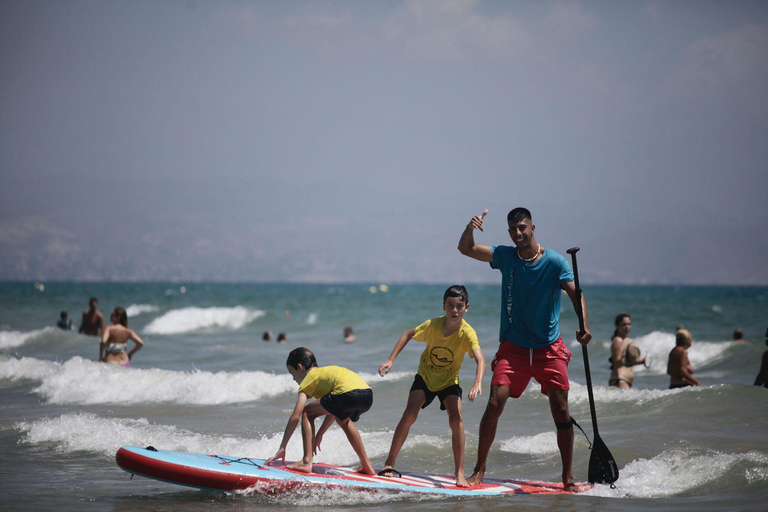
[2,0,767,285]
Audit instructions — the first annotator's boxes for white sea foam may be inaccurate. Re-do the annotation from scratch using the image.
[125,304,159,317]
[590,331,731,376]
[1,356,293,405]
[307,312,318,325]
[499,432,559,455]
[566,380,708,406]
[3,357,408,406]
[585,448,768,498]
[0,356,60,381]
[21,409,433,505]
[241,484,439,506]
[14,411,401,466]
[16,412,279,459]
[356,370,411,384]
[143,306,265,335]
[633,331,729,375]
[0,327,53,349]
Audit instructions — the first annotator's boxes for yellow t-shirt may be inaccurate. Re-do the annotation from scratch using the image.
[299,366,371,399]
[413,316,480,392]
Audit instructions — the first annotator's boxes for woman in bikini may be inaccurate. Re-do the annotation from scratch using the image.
[100,307,144,367]
[608,313,646,389]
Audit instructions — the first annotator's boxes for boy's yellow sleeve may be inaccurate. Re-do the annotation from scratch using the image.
[466,325,480,356]
[412,318,433,342]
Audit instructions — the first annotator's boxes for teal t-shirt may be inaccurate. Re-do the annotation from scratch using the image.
[490,246,574,349]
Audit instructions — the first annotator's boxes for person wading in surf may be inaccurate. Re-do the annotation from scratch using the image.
[458,207,592,491]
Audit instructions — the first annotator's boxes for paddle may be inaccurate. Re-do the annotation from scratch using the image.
[566,247,620,485]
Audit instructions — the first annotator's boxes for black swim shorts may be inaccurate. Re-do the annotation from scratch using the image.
[320,388,373,422]
[410,374,463,411]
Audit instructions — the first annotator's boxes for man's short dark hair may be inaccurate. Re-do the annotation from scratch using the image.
[507,207,532,224]
[443,285,469,305]
[286,347,318,370]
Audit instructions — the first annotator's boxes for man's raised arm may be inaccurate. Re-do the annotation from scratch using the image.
[458,209,494,263]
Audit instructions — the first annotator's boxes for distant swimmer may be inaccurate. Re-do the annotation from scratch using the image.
[57,311,74,330]
[100,307,144,367]
[608,313,646,389]
[344,327,356,343]
[754,328,768,388]
[667,328,701,388]
[278,332,288,344]
[263,331,274,342]
[733,329,745,343]
[79,297,105,336]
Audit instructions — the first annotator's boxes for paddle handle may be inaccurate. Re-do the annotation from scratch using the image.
[566,247,599,437]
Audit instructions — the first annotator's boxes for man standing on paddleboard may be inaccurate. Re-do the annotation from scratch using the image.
[458,207,592,491]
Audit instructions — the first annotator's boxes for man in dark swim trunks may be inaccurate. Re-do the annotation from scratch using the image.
[79,297,105,336]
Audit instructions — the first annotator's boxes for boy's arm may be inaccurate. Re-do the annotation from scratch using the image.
[378,328,417,376]
[313,415,335,455]
[467,347,486,402]
[266,391,308,465]
[562,280,592,345]
[458,209,494,263]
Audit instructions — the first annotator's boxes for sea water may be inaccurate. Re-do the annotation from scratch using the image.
[1,282,767,511]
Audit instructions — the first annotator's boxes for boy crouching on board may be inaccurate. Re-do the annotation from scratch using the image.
[266,347,376,475]
[378,285,486,487]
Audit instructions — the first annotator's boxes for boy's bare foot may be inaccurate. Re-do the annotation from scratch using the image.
[455,473,469,487]
[354,463,376,475]
[287,461,313,473]
[466,470,484,486]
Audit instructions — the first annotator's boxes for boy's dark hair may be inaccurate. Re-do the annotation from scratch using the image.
[286,347,318,370]
[443,285,469,305]
[507,207,532,224]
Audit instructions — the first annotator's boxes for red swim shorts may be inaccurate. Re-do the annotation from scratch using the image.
[490,338,571,398]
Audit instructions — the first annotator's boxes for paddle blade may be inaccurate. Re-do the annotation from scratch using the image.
[588,434,619,484]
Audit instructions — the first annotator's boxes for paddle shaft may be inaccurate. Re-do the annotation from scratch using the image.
[566,247,600,437]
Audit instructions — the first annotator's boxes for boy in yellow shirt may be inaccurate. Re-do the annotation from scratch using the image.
[378,285,486,487]
[266,347,375,475]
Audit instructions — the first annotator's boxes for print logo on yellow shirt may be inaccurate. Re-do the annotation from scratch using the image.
[430,347,455,368]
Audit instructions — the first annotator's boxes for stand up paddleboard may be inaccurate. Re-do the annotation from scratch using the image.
[116,445,590,497]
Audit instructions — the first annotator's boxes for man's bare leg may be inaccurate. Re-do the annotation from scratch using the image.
[467,384,510,486]
[548,388,576,488]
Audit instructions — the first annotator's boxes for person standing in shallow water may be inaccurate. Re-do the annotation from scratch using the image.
[100,307,144,367]
[609,313,646,389]
[79,297,105,336]
[667,328,701,388]
[458,207,592,491]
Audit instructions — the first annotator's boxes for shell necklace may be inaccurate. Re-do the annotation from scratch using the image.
[518,243,541,263]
